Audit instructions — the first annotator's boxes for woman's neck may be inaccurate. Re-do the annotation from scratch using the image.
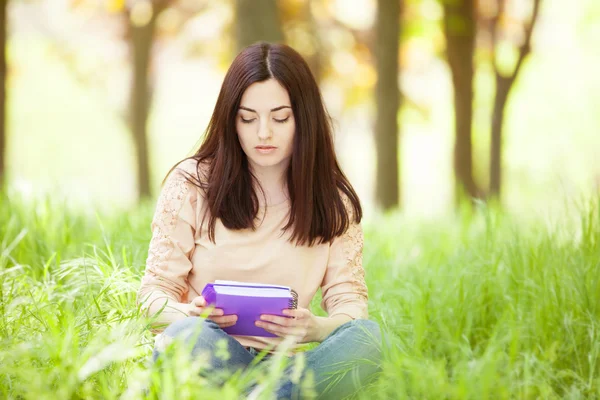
[249,164,289,206]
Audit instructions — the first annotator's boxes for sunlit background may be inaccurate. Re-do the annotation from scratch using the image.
[5,0,600,219]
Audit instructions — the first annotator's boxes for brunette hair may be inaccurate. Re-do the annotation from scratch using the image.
[164,42,362,246]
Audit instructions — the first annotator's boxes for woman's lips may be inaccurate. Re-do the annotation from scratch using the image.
[255,146,277,154]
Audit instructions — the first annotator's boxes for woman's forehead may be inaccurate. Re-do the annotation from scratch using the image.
[239,79,291,111]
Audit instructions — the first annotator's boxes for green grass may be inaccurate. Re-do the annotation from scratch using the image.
[1,187,599,399]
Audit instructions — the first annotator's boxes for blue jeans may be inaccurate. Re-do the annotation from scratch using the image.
[153,317,383,399]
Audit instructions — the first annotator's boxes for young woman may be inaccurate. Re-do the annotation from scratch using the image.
[137,42,382,399]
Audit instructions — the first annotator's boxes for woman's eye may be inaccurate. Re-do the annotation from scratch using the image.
[274,117,289,124]
[241,118,255,124]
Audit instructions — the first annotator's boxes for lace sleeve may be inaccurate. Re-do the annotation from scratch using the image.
[137,160,199,314]
[320,197,369,320]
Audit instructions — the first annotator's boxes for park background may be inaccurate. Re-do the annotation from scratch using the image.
[4,0,600,217]
[1,0,600,399]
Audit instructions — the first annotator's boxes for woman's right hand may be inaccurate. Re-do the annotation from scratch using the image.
[188,296,238,328]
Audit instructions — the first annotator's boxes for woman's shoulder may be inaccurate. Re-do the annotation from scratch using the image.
[160,158,211,207]
[173,158,209,179]
[169,157,211,190]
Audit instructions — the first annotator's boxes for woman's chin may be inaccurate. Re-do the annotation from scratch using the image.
[248,157,288,170]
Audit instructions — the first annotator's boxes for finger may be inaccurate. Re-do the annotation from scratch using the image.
[188,307,204,317]
[217,321,237,329]
[209,315,238,325]
[281,309,307,319]
[256,321,305,337]
[259,314,296,327]
[192,296,206,307]
[255,321,284,337]
[207,307,224,317]
[188,306,224,317]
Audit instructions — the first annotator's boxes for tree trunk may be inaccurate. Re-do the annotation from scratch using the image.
[489,0,541,199]
[278,0,323,82]
[128,9,162,201]
[0,0,6,189]
[235,0,284,52]
[374,0,401,210]
[443,0,480,203]
[304,2,323,83]
[489,75,510,197]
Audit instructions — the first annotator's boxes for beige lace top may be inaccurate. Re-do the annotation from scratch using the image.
[137,159,369,352]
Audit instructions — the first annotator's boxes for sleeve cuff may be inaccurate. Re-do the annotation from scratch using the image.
[328,304,368,321]
[139,292,192,334]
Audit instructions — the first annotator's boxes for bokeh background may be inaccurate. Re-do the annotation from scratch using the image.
[2,0,600,218]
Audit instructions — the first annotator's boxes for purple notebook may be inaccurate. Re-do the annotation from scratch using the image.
[201,280,299,337]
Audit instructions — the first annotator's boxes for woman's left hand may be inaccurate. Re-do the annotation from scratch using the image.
[255,307,322,343]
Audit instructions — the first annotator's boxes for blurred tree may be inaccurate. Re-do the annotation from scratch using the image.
[442,0,481,202]
[126,0,173,200]
[0,0,6,189]
[487,0,541,198]
[301,2,324,82]
[124,0,214,200]
[309,1,376,109]
[279,0,324,82]
[374,0,401,210]
[235,0,283,52]
[37,0,209,202]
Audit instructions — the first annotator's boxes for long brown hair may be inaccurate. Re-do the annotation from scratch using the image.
[164,42,362,246]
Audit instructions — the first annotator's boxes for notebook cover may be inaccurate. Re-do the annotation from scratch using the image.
[201,283,293,337]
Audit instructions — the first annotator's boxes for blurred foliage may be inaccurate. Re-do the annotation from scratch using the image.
[4,0,600,215]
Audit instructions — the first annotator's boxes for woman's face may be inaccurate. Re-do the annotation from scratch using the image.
[236,78,295,173]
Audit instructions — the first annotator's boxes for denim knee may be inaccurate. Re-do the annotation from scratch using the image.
[163,316,214,336]
[348,319,383,347]
[350,319,381,333]
[153,317,218,360]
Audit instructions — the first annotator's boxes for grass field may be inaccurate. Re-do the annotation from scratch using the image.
[1,187,599,399]
[3,0,599,397]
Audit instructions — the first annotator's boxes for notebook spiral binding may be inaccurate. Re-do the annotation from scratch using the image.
[288,289,299,309]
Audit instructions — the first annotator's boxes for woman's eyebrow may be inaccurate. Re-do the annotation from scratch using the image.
[239,105,292,113]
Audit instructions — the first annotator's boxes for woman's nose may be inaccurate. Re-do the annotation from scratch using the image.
[257,120,272,140]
